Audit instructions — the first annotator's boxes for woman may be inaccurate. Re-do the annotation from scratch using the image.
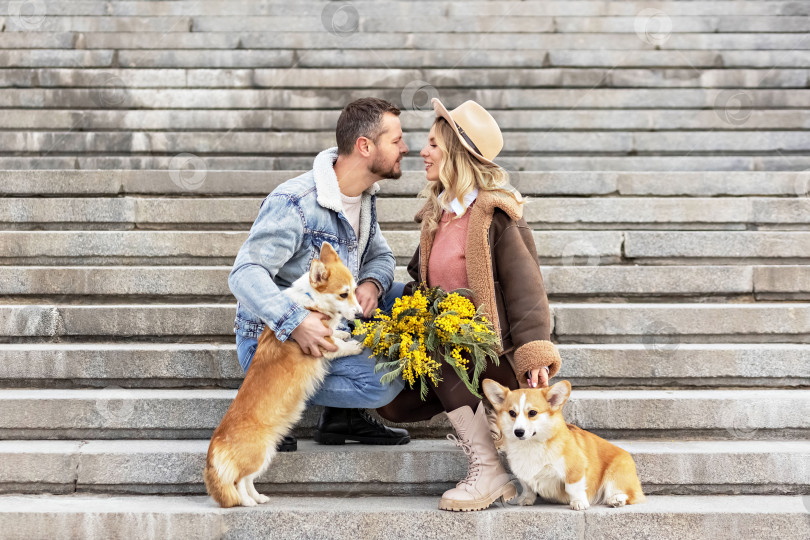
[377,98,562,512]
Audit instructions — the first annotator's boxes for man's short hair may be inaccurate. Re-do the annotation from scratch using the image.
[336,98,401,155]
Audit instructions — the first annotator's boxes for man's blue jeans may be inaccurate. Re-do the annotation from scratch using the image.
[235,282,406,409]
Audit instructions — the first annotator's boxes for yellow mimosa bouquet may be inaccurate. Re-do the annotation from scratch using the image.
[352,285,500,400]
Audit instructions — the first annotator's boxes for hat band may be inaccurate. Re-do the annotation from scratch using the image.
[455,122,484,158]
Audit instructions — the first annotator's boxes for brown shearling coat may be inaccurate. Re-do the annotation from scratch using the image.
[403,189,562,381]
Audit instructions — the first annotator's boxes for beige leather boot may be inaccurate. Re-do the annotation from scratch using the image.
[439,402,517,511]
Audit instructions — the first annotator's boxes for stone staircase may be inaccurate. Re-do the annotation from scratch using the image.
[1,1,809,539]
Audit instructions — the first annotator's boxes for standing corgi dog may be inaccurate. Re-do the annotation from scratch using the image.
[204,242,365,508]
[482,379,645,510]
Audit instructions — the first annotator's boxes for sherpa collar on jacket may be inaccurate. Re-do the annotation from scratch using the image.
[414,188,522,225]
[312,146,381,257]
[312,147,380,212]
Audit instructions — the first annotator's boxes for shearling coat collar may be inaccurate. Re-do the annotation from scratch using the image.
[313,146,380,257]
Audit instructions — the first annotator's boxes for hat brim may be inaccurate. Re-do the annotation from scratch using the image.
[432,98,498,167]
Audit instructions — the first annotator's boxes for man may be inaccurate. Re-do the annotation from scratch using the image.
[229,97,411,451]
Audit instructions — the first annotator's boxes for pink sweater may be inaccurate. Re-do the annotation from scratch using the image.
[427,201,474,292]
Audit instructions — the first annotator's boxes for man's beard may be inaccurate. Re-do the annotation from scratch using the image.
[370,154,402,179]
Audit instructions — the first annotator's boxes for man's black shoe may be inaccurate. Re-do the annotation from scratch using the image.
[276,434,297,452]
[314,407,410,445]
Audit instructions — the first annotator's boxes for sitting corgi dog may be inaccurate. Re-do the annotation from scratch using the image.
[483,379,645,510]
[204,242,365,508]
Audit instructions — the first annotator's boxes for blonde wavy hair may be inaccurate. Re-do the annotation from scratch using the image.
[420,117,523,236]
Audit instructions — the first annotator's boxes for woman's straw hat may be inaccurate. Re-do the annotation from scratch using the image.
[431,98,503,166]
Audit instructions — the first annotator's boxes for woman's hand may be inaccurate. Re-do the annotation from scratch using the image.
[527,366,550,388]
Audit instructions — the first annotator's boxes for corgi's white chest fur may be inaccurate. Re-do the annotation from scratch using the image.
[504,439,570,504]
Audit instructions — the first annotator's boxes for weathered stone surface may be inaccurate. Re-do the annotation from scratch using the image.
[0,494,807,540]
[0,440,80,487]
[6,130,810,155]
[0,389,806,438]
[3,197,805,228]
[3,343,807,388]
[754,266,810,295]
[0,109,807,131]
[0,231,246,263]
[0,267,233,296]
[557,343,810,383]
[625,232,810,260]
[554,303,810,341]
[0,343,244,383]
[4,16,192,32]
[1,87,808,108]
[3,1,809,18]
[3,302,810,341]
[3,170,808,197]
[2,155,810,172]
[0,265,761,298]
[0,439,806,495]
[15,31,794,51]
[540,265,753,295]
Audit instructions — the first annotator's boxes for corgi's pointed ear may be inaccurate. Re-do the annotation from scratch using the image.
[319,242,339,264]
[483,378,508,408]
[546,380,571,411]
[309,259,330,286]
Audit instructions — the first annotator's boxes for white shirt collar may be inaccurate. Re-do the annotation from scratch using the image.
[439,188,478,215]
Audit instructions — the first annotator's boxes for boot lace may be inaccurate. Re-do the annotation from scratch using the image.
[447,433,481,488]
[358,409,389,430]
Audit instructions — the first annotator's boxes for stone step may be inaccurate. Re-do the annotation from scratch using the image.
[0,439,807,496]
[2,49,810,69]
[4,15,810,33]
[424,229,789,265]
[3,131,810,155]
[2,68,808,89]
[5,1,809,18]
[381,197,810,229]
[2,302,810,342]
[2,231,809,266]
[0,109,807,131]
[551,303,810,344]
[3,31,810,50]
[2,170,809,197]
[1,87,808,108]
[0,265,806,301]
[0,494,806,540]
[1,196,806,230]
[2,343,807,389]
[0,388,806,440]
[3,155,810,172]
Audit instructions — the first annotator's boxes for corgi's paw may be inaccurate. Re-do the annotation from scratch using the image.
[252,493,270,504]
[333,330,351,340]
[346,339,365,355]
[606,493,628,507]
[240,497,258,507]
[570,499,590,511]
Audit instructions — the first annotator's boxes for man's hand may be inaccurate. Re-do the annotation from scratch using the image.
[527,366,550,388]
[290,312,338,358]
[355,281,380,318]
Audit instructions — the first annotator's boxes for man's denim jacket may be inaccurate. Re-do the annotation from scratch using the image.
[229,147,396,342]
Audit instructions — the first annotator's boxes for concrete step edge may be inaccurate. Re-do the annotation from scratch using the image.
[0,439,808,495]
[0,494,807,540]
